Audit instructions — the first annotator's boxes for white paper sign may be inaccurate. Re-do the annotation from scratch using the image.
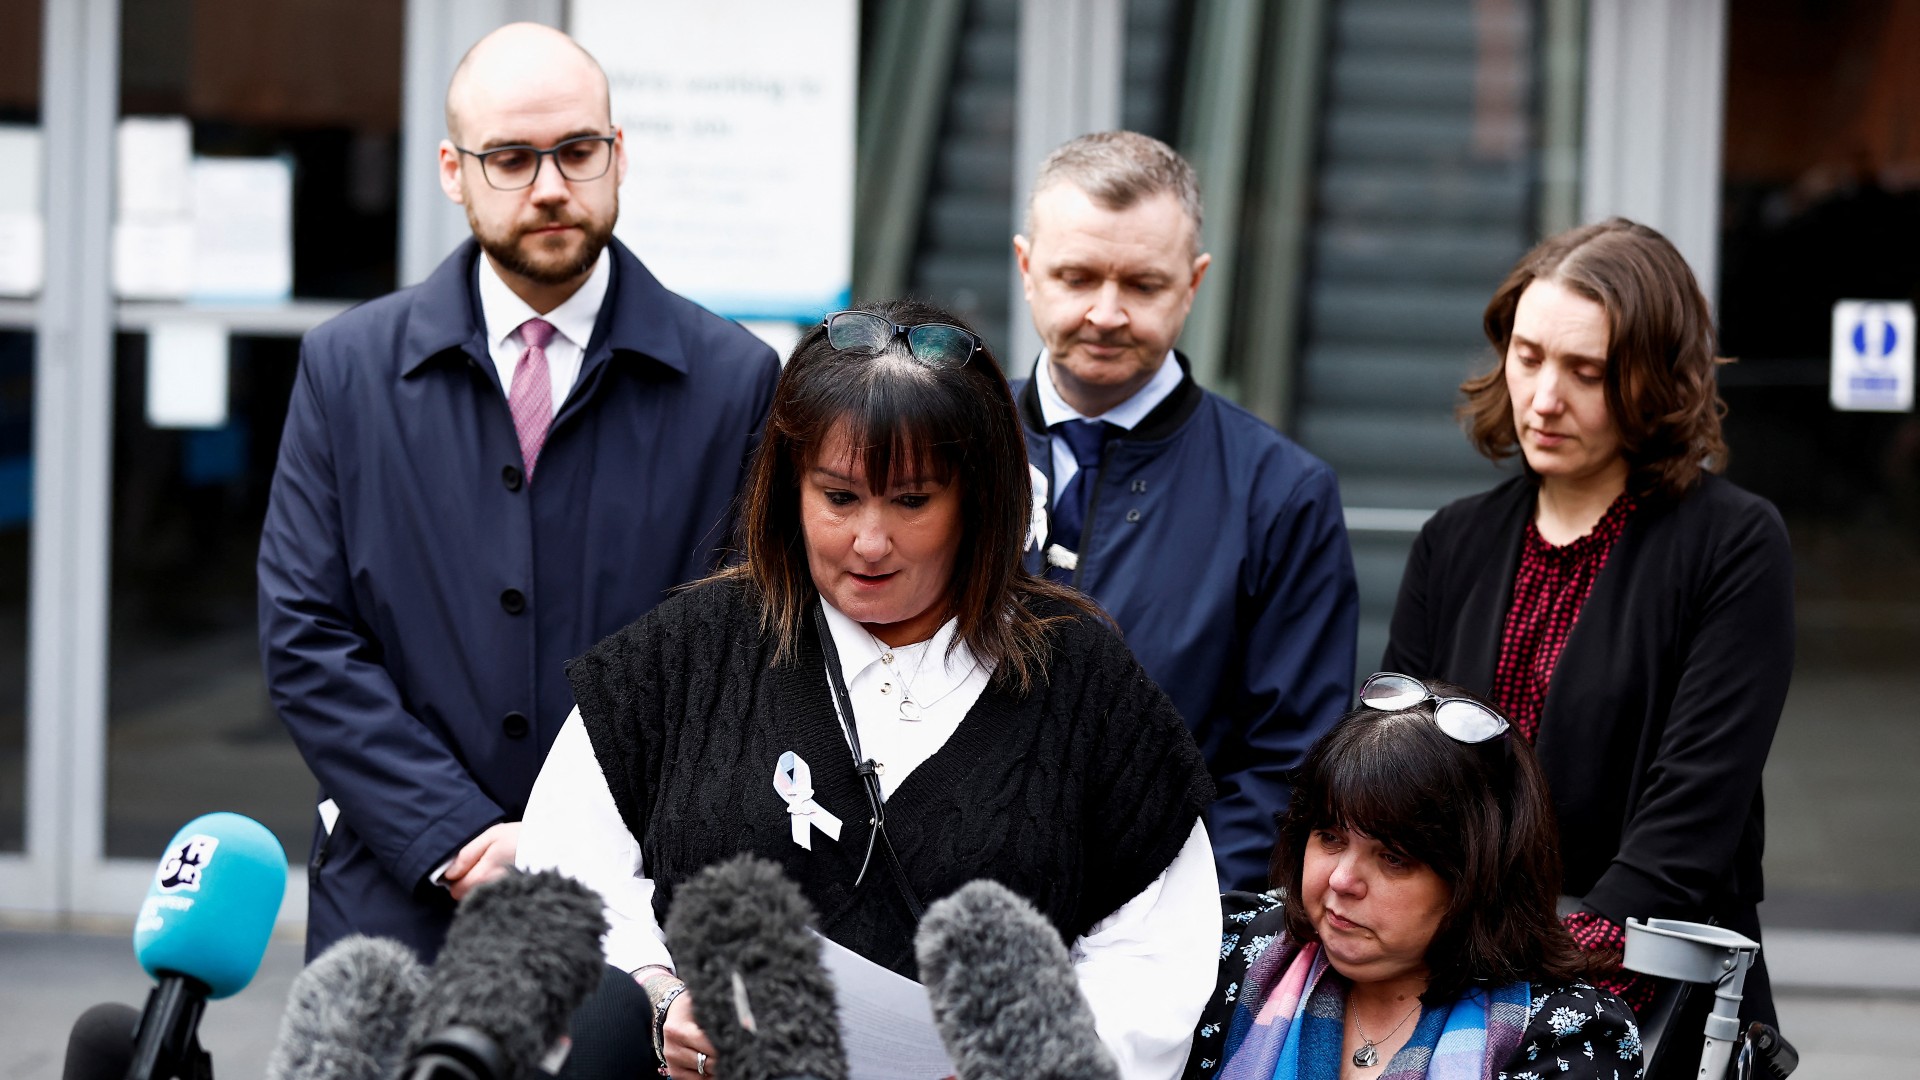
[1830,300,1915,413]
[117,117,194,219]
[191,157,294,302]
[0,213,44,297]
[571,0,856,321]
[0,127,46,296]
[146,320,230,429]
[114,220,194,299]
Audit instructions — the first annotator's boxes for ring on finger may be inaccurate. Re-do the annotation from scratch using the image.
[696,1051,708,1077]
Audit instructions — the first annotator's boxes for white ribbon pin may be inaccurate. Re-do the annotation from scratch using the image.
[773,751,842,851]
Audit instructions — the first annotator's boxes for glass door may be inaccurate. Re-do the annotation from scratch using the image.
[1720,0,1920,935]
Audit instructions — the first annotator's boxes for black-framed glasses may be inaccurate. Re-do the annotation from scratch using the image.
[455,135,616,191]
[1358,672,1511,744]
[823,310,982,369]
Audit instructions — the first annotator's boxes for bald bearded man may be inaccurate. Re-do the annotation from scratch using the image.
[259,23,780,960]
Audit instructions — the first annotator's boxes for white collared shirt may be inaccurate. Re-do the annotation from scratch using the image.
[1034,350,1185,506]
[518,600,1221,1080]
[816,602,992,797]
[475,247,611,415]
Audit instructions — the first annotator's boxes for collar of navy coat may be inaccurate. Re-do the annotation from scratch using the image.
[398,237,695,385]
[1015,350,1206,444]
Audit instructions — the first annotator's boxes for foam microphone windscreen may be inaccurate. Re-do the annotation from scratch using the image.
[402,869,609,1080]
[61,1002,140,1080]
[915,880,1120,1080]
[664,855,847,1080]
[134,811,288,999]
[265,935,428,1080]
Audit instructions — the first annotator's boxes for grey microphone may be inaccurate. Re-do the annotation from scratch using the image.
[664,855,848,1080]
[264,935,428,1080]
[401,869,609,1080]
[915,880,1120,1080]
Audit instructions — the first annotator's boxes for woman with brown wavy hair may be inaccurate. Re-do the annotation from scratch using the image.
[1382,218,1794,1039]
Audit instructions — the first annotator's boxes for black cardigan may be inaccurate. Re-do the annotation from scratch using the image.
[1383,474,1793,932]
[567,578,1216,978]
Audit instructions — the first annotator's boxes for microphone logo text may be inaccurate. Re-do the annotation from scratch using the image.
[156,834,221,893]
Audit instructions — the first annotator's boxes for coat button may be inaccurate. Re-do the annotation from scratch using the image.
[502,465,523,491]
[1126,508,1143,523]
[502,712,530,739]
[500,588,526,614]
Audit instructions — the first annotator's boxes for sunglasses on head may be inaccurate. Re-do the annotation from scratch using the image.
[1358,671,1511,744]
[823,310,982,369]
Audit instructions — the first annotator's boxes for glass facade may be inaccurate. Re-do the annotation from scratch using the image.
[0,0,41,854]
[0,0,1911,945]
[104,0,402,859]
[1719,0,1920,933]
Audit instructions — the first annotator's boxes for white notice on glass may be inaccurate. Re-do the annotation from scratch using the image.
[191,157,293,302]
[0,127,45,296]
[147,320,230,429]
[118,117,193,219]
[812,932,956,1080]
[1831,299,1915,413]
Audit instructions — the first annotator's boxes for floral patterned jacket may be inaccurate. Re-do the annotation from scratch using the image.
[1184,891,1645,1080]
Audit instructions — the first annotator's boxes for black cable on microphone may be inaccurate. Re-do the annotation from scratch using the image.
[664,855,848,1080]
[915,880,1119,1080]
[400,869,609,1080]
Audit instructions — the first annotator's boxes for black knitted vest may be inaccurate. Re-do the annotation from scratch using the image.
[567,578,1213,978]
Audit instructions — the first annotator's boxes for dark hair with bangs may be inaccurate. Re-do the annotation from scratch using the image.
[1270,682,1598,1005]
[718,297,1098,692]
[1460,217,1729,502]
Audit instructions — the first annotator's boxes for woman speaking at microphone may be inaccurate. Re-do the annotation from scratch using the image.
[519,298,1219,1080]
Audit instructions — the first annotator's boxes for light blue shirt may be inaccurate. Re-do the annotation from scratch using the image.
[1033,350,1185,507]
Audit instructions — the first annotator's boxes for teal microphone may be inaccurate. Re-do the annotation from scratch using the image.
[129,812,288,1080]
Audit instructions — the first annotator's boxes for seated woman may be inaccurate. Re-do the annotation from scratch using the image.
[1185,674,1643,1080]
[520,298,1220,1080]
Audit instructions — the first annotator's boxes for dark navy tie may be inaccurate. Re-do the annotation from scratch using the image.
[1047,419,1112,581]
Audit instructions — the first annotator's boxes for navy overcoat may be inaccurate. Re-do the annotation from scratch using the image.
[259,238,779,959]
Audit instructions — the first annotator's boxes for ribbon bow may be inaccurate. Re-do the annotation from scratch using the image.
[772,751,843,850]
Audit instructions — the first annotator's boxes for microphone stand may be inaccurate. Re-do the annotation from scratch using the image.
[127,975,214,1080]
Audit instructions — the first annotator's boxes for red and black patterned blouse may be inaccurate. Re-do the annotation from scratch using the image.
[1489,492,1637,741]
[1490,491,1657,1014]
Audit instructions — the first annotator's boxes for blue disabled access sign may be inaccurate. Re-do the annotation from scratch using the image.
[1831,300,1915,413]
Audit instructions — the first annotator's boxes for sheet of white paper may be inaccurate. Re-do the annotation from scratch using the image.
[118,117,193,219]
[114,220,193,299]
[191,157,293,302]
[146,319,230,429]
[812,931,956,1080]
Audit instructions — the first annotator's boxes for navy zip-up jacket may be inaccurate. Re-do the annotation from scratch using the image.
[258,239,778,959]
[1017,356,1358,890]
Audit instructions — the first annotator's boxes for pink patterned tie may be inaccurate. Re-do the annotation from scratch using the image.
[509,317,555,477]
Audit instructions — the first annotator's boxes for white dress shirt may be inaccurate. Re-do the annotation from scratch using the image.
[1034,349,1185,507]
[518,601,1221,1080]
[475,247,610,415]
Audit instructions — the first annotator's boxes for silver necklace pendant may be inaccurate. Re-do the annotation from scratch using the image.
[897,697,924,721]
[1352,1042,1380,1068]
